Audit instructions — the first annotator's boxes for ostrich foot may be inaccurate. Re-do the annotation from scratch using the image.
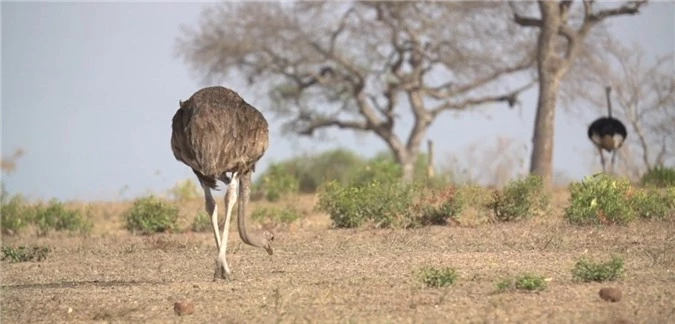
[213,259,231,281]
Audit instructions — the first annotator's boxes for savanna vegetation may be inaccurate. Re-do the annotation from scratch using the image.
[3,1,675,323]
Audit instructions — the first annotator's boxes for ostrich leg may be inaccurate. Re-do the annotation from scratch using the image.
[598,147,607,173]
[215,172,239,280]
[610,150,617,175]
[199,181,220,250]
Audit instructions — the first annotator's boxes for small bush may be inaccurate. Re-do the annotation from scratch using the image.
[2,245,50,263]
[629,188,675,219]
[348,157,403,187]
[415,186,462,225]
[566,174,675,225]
[640,166,675,188]
[1,193,34,235]
[254,162,300,202]
[124,195,179,234]
[572,255,625,282]
[316,180,412,228]
[293,148,366,192]
[515,274,547,291]
[33,200,93,236]
[565,175,636,225]
[190,211,211,233]
[167,179,200,202]
[496,274,547,293]
[251,205,303,224]
[496,278,513,293]
[418,266,458,288]
[488,175,549,222]
[316,180,459,229]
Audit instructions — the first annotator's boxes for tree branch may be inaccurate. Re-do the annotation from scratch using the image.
[587,0,647,22]
[424,55,536,100]
[296,117,368,136]
[510,2,542,27]
[430,80,537,117]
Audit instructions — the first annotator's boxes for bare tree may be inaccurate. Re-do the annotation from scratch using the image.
[176,1,537,182]
[581,40,675,178]
[511,0,647,189]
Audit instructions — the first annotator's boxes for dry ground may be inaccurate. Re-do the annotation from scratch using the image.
[2,192,674,324]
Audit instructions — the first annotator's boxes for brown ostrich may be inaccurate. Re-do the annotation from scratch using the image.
[171,86,273,280]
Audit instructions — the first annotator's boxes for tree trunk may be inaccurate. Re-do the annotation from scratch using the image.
[393,149,416,183]
[401,158,415,183]
[426,139,435,179]
[529,1,563,191]
[529,77,561,190]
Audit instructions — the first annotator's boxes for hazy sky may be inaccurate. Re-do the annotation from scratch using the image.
[2,1,674,202]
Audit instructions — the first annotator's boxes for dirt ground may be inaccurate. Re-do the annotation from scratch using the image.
[2,192,674,324]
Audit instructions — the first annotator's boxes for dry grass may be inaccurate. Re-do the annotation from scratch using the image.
[2,192,674,323]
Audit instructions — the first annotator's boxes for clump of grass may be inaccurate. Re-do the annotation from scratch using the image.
[251,205,303,224]
[190,211,211,232]
[572,255,625,282]
[33,199,93,236]
[496,273,547,293]
[488,175,549,222]
[418,266,458,288]
[515,274,547,291]
[124,195,179,235]
[2,245,50,263]
[640,166,675,188]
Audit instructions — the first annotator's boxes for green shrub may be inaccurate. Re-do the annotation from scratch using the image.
[2,245,50,263]
[348,157,403,188]
[515,274,547,291]
[251,205,303,224]
[571,255,625,282]
[496,274,547,293]
[565,175,636,225]
[347,152,432,187]
[416,186,463,225]
[167,178,200,202]
[418,266,458,288]
[33,199,93,236]
[316,180,460,229]
[124,195,179,234]
[294,148,366,192]
[640,166,675,188]
[190,211,211,232]
[629,187,675,219]
[254,162,300,201]
[316,180,414,228]
[488,175,549,222]
[1,193,34,235]
[566,174,675,225]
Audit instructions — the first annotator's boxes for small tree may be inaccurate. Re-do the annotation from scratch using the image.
[176,2,536,182]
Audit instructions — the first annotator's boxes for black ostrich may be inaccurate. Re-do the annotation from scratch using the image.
[587,86,628,174]
[171,86,273,280]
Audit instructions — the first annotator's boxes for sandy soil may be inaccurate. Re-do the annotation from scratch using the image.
[2,193,674,324]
